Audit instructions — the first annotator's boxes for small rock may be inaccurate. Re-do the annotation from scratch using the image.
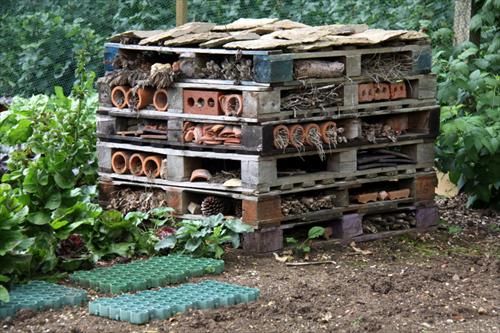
[478,307,487,314]
[452,274,460,281]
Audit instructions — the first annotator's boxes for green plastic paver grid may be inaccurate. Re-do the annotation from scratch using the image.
[89,280,259,324]
[0,281,87,319]
[70,254,224,294]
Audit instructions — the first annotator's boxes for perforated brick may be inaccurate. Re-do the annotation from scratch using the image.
[70,254,224,294]
[0,281,87,319]
[89,280,260,324]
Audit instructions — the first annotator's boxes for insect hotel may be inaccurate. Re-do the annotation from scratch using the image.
[97,18,439,252]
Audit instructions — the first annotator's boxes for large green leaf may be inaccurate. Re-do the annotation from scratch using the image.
[224,219,254,233]
[0,285,9,303]
[27,211,50,225]
[154,235,177,251]
[308,226,325,240]
[54,173,76,189]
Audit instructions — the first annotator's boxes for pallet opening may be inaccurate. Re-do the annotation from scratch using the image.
[361,51,412,81]
[276,155,328,177]
[181,192,241,217]
[349,178,414,204]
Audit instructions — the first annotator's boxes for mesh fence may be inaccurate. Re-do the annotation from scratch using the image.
[0,0,452,97]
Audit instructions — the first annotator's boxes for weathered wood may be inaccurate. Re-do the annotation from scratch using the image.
[242,90,280,118]
[415,205,438,228]
[241,160,277,191]
[242,228,283,253]
[330,213,363,240]
[327,150,357,173]
[166,155,202,182]
[242,196,282,226]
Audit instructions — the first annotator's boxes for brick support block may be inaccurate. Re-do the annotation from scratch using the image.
[242,196,282,226]
[416,206,439,229]
[242,228,283,253]
[330,213,363,240]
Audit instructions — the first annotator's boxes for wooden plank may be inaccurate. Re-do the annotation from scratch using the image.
[104,42,275,56]
[176,0,188,26]
[97,141,260,161]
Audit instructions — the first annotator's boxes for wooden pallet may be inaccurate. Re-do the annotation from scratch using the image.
[98,169,437,228]
[98,74,436,122]
[97,107,439,156]
[98,138,436,192]
[105,41,431,84]
[242,205,438,252]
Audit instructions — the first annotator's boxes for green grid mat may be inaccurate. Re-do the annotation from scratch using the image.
[70,254,224,294]
[0,281,87,319]
[89,280,259,324]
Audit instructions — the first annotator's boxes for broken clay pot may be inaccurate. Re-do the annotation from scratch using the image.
[190,169,212,182]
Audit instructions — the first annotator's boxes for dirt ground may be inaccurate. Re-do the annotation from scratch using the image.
[2,195,499,333]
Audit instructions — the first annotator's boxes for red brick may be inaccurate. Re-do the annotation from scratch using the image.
[358,83,374,102]
[390,82,407,100]
[374,83,390,100]
[183,90,223,115]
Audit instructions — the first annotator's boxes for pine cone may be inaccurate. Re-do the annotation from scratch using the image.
[201,196,225,216]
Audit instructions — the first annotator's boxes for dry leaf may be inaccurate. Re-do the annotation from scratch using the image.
[273,252,292,263]
[350,241,373,255]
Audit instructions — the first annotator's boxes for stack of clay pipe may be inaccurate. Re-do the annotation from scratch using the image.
[111,151,163,178]
[183,122,241,145]
[273,121,347,149]
[110,86,169,111]
[354,188,411,204]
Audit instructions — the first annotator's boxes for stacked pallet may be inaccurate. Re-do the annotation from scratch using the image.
[97,19,439,252]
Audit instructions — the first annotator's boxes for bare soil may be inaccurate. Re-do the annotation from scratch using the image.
[2,195,499,333]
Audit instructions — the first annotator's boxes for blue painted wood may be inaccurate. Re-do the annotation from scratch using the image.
[412,46,432,74]
[253,55,293,83]
[104,45,119,72]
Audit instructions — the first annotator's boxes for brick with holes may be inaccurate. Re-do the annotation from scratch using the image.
[183,90,223,115]
[358,83,375,103]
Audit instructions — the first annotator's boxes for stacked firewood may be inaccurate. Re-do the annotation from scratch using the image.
[362,122,400,143]
[183,122,241,145]
[362,211,416,233]
[281,194,335,216]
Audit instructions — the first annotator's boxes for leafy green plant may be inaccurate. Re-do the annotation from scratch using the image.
[155,214,253,258]
[286,226,325,255]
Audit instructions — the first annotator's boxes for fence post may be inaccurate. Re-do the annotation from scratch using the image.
[176,0,188,26]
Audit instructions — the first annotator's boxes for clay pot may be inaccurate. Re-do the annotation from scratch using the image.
[288,124,305,148]
[111,151,130,174]
[143,155,163,178]
[319,121,337,144]
[153,89,169,111]
[111,86,130,109]
[303,123,321,146]
[190,169,212,182]
[129,153,146,176]
[219,94,243,116]
[126,87,154,110]
[273,125,290,149]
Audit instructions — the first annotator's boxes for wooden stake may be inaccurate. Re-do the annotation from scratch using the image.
[286,261,336,267]
[176,0,188,26]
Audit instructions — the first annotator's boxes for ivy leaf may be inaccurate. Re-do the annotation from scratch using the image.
[184,238,202,252]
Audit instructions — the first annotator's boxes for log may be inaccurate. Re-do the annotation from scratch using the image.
[293,60,345,79]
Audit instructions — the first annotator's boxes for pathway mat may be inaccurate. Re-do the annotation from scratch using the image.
[70,254,224,294]
[0,281,87,319]
[89,280,259,324]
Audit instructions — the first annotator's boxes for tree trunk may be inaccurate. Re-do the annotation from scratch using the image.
[453,0,472,45]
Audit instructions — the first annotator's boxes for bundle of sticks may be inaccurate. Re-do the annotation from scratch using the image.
[357,149,416,170]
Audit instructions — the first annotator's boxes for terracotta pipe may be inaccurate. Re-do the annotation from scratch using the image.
[219,94,243,116]
[111,86,130,109]
[190,169,212,182]
[319,121,337,144]
[153,89,169,111]
[288,124,305,148]
[126,87,154,110]
[129,153,146,176]
[143,155,163,178]
[111,151,130,174]
[303,123,321,146]
[273,125,290,149]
